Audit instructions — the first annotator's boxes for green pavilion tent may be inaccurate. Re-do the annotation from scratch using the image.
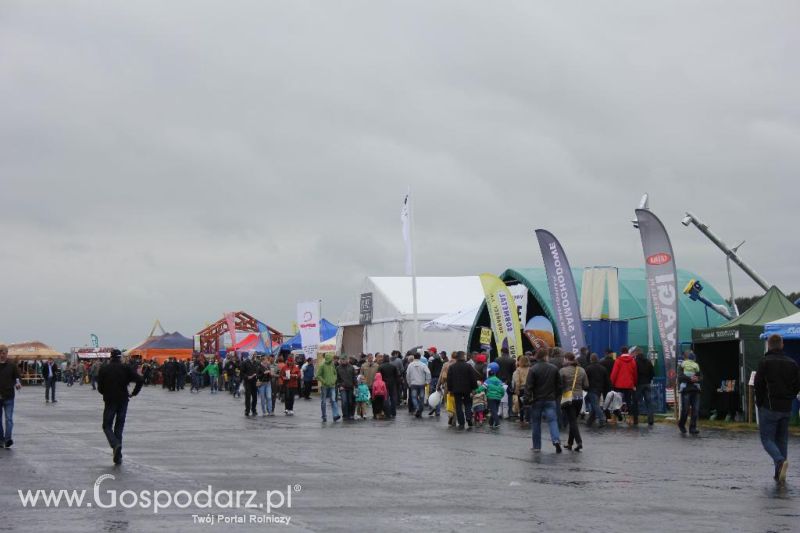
[468,267,728,367]
[691,286,797,419]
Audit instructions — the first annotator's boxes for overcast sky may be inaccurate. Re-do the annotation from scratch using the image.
[1,1,798,351]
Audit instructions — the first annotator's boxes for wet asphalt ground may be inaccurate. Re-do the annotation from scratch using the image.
[0,383,797,533]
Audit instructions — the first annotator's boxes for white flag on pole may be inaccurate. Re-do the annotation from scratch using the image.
[401,191,413,276]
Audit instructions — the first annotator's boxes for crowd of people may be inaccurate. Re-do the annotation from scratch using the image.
[1,335,798,483]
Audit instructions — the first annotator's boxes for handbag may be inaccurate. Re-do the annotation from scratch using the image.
[561,367,579,406]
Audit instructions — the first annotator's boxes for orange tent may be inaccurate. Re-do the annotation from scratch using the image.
[127,332,194,364]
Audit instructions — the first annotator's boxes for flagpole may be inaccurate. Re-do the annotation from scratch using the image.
[409,188,419,351]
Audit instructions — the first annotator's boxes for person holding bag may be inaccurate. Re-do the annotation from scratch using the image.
[560,352,589,452]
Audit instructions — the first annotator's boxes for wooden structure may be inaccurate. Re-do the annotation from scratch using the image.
[196,311,283,354]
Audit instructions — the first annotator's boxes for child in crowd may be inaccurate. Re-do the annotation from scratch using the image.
[355,375,371,420]
[484,363,507,429]
[472,383,487,426]
[372,372,387,419]
[232,367,241,399]
[679,357,700,392]
[603,390,624,422]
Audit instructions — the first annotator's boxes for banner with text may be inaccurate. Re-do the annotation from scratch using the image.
[297,300,321,362]
[635,209,678,387]
[479,274,524,358]
[535,229,586,353]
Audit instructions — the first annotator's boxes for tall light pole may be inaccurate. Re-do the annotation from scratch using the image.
[681,211,772,293]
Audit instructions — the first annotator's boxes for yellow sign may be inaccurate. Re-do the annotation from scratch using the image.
[479,273,524,358]
[479,327,492,346]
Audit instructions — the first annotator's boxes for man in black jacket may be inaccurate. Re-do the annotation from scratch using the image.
[0,344,22,448]
[446,351,478,429]
[427,351,444,417]
[42,358,58,403]
[378,355,400,419]
[97,350,144,464]
[241,356,259,417]
[496,348,517,418]
[337,357,357,420]
[633,347,655,426]
[585,353,611,427]
[755,334,800,484]
[525,349,562,453]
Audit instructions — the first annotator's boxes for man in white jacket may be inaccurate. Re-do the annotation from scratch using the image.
[406,352,431,418]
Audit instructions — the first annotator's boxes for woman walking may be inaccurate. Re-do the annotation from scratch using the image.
[513,354,531,427]
[257,357,274,416]
[560,352,589,452]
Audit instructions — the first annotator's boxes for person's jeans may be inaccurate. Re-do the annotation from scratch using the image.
[102,401,129,448]
[302,380,313,399]
[340,388,354,418]
[429,378,441,414]
[678,390,700,432]
[91,376,97,390]
[243,380,258,414]
[635,384,655,424]
[758,407,790,465]
[209,375,219,393]
[258,383,273,414]
[488,399,501,426]
[386,383,399,418]
[585,392,605,426]
[619,389,637,420]
[409,385,426,415]
[0,398,14,442]
[531,400,560,450]
[320,386,340,420]
[453,392,473,427]
[45,377,56,401]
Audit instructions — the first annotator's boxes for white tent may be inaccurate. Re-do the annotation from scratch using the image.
[423,306,480,332]
[339,276,484,355]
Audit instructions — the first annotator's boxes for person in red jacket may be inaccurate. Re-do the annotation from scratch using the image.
[282,357,301,416]
[610,346,638,424]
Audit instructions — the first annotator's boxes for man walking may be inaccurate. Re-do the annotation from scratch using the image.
[525,348,562,453]
[585,353,610,427]
[405,352,431,418]
[97,350,144,464]
[300,358,315,399]
[337,356,357,420]
[42,358,58,403]
[241,355,259,416]
[755,334,800,484]
[678,351,702,435]
[446,351,478,429]
[633,347,655,426]
[316,353,341,422]
[0,345,23,448]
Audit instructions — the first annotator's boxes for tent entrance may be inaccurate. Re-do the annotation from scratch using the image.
[341,325,364,357]
[693,340,741,419]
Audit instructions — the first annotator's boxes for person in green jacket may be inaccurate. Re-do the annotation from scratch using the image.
[316,353,341,422]
[202,360,221,394]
